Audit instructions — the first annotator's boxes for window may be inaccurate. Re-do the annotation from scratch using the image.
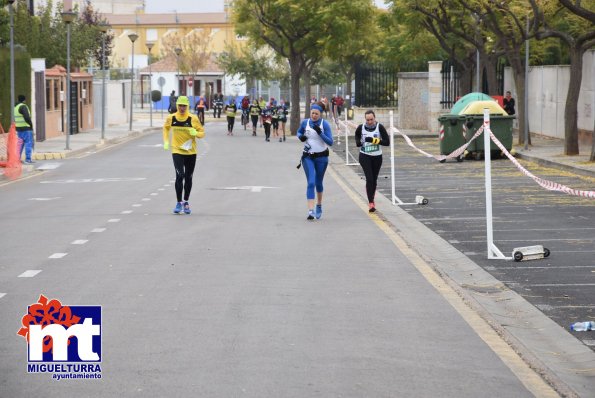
[146,28,157,42]
[54,79,59,109]
[46,80,51,110]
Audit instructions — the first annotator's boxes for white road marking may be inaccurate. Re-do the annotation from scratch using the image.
[142,198,150,201]
[108,219,121,223]
[41,177,146,184]
[49,253,68,259]
[523,283,595,287]
[36,163,61,170]
[19,270,42,278]
[158,188,165,191]
[71,240,88,245]
[213,186,279,193]
[0,293,6,299]
[138,144,162,147]
[132,204,142,207]
[91,228,106,233]
[449,240,460,244]
[28,197,62,201]
[490,265,595,270]
[121,210,133,214]
[150,193,158,196]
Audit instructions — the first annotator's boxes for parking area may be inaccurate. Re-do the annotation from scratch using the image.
[335,135,595,349]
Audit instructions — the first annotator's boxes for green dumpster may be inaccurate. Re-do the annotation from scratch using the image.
[459,100,514,160]
[437,114,467,162]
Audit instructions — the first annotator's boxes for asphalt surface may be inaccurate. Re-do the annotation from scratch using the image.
[335,133,595,352]
[0,121,569,397]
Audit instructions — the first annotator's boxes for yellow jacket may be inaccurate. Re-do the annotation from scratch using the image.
[163,111,205,155]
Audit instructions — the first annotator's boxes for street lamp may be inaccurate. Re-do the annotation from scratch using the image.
[128,32,139,131]
[99,22,110,140]
[146,42,154,127]
[8,0,15,122]
[61,10,77,150]
[174,47,182,94]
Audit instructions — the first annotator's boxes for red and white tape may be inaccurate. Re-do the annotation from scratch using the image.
[391,125,484,162]
[489,130,595,199]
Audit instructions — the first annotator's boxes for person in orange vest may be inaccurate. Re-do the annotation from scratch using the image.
[194,95,208,125]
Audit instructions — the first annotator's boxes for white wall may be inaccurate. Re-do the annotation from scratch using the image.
[93,80,129,128]
[504,49,595,139]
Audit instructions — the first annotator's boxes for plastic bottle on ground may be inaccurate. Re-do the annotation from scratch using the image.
[569,321,593,331]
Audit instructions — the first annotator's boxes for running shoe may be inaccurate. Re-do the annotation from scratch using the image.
[279,138,282,142]
[368,202,376,213]
[315,204,322,219]
[173,202,183,214]
[183,201,191,214]
[307,210,315,220]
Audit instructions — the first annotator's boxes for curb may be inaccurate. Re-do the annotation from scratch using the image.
[515,151,595,179]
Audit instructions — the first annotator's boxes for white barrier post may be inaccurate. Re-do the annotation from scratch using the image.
[390,110,396,205]
[483,108,510,260]
[345,111,350,162]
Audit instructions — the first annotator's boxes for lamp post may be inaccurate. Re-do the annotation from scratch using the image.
[8,0,15,122]
[146,42,154,127]
[61,10,77,150]
[99,23,110,140]
[128,32,139,131]
[174,47,182,94]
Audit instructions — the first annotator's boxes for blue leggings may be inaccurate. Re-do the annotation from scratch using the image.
[302,156,328,200]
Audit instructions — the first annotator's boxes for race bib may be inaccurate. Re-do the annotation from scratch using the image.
[363,144,379,153]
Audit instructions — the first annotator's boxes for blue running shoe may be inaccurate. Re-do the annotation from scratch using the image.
[307,210,315,220]
[183,201,191,214]
[173,202,183,214]
[315,204,322,219]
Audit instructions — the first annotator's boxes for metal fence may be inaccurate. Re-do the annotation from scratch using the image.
[440,60,461,109]
[354,63,399,108]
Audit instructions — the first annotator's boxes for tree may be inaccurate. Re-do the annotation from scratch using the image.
[217,44,288,93]
[323,1,380,111]
[80,0,113,69]
[160,28,213,93]
[232,0,321,133]
[530,0,595,155]
[232,0,368,134]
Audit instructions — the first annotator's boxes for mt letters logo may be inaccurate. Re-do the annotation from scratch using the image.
[17,294,102,380]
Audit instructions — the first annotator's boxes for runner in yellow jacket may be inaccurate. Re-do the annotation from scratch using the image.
[163,96,205,214]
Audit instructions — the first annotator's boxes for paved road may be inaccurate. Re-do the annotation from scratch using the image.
[336,133,595,351]
[0,121,563,397]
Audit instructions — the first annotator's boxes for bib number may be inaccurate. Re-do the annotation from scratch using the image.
[363,144,379,153]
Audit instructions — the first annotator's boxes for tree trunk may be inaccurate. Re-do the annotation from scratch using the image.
[288,56,303,136]
[303,72,311,119]
[564,47,582,155]
[344,70,353,110]
[484,52,500,96]
[512,67,530,146]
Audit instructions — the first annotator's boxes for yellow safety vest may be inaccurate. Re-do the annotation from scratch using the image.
[14,103,31,128]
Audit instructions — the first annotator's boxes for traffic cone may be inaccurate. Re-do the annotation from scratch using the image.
[2,123,22,180]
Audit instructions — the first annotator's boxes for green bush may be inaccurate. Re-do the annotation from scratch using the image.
[151,90,162,102]
[0,47,31,132]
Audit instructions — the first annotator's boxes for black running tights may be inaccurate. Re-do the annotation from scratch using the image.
[358,152,383,203]
[172,153,197,202]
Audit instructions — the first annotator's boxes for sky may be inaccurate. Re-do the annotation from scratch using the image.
[143,0,388,13]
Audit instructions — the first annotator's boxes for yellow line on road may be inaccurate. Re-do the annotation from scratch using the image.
[329,167,559,398]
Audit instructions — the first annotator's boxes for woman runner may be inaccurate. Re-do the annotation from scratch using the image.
[354,110,390,212]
